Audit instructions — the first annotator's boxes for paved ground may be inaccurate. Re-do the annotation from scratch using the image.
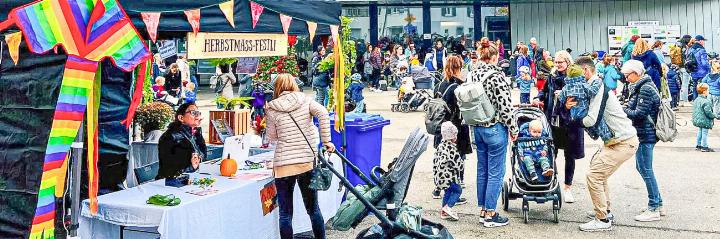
[195,87,720,239]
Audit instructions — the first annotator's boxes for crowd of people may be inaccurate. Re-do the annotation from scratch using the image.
[427,33,717,232]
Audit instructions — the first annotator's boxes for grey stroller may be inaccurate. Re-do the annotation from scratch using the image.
[324,128,454,239]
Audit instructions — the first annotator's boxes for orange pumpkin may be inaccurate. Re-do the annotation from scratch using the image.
[220,155,238,177]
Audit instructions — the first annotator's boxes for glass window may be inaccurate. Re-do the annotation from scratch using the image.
[441,7,456,17]
[467,7,473,17]
[344,8,369,17]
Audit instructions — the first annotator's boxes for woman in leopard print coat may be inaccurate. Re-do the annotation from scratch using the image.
[468,40,518,227]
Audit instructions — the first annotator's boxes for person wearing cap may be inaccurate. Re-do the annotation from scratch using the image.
[621,35,640,63]
[620,59,665,223]
[517,66,534,104]
[565,59,638,232]
[348,73,366,113]
[689,35,711,100]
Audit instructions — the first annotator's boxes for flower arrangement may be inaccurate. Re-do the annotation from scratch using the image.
[135,102,175,133]
[254,47,300,83]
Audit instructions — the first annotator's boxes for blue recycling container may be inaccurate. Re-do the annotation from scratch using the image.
[327,113,391,186]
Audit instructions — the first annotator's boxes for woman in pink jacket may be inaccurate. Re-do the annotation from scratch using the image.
[265,73,335,239]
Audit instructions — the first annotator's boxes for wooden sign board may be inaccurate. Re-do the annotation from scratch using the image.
[187,32,288,59]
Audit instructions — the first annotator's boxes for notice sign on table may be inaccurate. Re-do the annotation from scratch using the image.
[187,32,288,59]
[260,181,278,216]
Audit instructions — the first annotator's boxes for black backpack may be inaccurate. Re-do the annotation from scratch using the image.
[685,49,698,72]
[215,75,230,93]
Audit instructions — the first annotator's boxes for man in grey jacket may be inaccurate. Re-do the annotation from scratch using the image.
[566,57,639,232]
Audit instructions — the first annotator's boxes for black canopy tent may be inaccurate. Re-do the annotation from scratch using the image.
[0,0,342,238]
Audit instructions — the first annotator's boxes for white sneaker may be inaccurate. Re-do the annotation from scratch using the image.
[579,218,613,232]
[564,189,575,203]
[639,206,666,216]
[635,209,661,222]
[441,206,459,221]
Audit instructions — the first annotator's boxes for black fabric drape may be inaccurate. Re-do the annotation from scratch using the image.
[0,41,66,239]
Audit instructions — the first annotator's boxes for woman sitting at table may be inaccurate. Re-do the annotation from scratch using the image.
[156,102,207,181]
[266,73,335,239]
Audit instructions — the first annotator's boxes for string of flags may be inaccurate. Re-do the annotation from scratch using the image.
[2,0,338,65]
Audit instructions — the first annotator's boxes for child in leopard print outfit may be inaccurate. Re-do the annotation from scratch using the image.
[433,122,464,221]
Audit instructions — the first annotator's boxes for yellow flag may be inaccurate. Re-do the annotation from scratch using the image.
[333,29,345,132]
[219,0,235,28]
[5,32,22,65]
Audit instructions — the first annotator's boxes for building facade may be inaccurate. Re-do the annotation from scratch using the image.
[342,0,719,57]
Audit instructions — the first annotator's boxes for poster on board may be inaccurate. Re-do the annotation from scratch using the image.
[608,26,626,56]
[235,57,260,74]
[158,40,177,60]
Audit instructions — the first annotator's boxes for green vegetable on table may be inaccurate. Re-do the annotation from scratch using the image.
[147,194,181,206]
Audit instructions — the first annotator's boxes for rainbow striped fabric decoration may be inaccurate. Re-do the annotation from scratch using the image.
[1,0,150,238]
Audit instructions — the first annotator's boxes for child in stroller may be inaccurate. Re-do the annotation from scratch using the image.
[391,64,436,113]
[518,120,554,182]
[502,106,562,223]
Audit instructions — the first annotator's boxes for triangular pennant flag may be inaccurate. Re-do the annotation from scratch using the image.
[5,32,22,65]
[330,25,339,46]
[288,35,297,47]
[307,21,317,43]
[219,0,235,28]
[184,9,201,35]
[141,12,161,42]
[279,14,293,35]
[249,1,264,29]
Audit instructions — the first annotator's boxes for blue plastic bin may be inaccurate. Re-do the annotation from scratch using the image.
[327,113,391,186]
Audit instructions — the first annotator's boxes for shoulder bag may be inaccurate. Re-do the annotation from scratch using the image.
[287,113,332,191]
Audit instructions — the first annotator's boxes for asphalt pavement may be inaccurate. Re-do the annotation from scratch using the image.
[194,87,720,239]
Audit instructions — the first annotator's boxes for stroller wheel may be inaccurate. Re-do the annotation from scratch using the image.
[390,104,397,112]
[554,186,563,210]
[423,103,429,112]
[553,209,560,223]
[400,104,410,113]
[502,182,510,212]
[522,201,529,224]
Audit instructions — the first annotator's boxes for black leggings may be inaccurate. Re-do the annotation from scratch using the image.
[564,152,576,186]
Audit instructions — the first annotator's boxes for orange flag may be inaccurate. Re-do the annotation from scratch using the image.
[307,21,317,43]
[219,0,235,28]
[5,32,22,65]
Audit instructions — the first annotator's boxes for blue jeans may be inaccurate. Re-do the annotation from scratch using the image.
[520,93,530,104]
[353,99,365,113]
[473,124,509,211]
[275,171,325,239]
[442,183,462,207]
[636,143,662,209]
[697,128,709,147]
[692,77,702,100]
[314,87,328,106]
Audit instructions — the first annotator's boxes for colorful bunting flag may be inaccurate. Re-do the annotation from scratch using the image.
[307,22,317,43]
[288,35,297,47]
[184,9,201,35]
[250,1,264,29]
[279,14,292,34]
[5,32,21,65]
[330,25,339,45]
[219,0,235,28]
[141,12,161,43]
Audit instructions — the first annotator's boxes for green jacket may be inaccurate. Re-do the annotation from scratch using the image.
[692,95,716,129]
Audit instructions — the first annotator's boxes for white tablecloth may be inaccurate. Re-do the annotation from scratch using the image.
[79,154,344,239]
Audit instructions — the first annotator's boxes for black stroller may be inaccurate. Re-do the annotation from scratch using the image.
[501,106,562,223]
[322,128,453,239]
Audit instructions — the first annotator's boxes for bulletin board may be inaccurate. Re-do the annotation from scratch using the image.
[607,24,681,56]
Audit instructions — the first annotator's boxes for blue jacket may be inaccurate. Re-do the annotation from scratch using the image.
[624,76,661,144]
[515,55,530,78]
[516,76,533,93]
[597,63,621,90]
[667,68,681,94]
[690,43,711,79]
[702,73,720,96]
[348,81,365,102]
[184,91,196,104]
[621,41,635,63]
[632,51,663,89]
[312,72,330,88]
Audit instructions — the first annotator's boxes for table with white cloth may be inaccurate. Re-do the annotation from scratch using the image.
[79,153,344,239]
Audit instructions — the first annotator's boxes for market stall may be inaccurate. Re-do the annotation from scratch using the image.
[0,0,343,239]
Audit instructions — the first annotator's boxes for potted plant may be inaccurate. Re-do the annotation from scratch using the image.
[208,58,238,74]
[215,96,254,110]
[134,102,175,141]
